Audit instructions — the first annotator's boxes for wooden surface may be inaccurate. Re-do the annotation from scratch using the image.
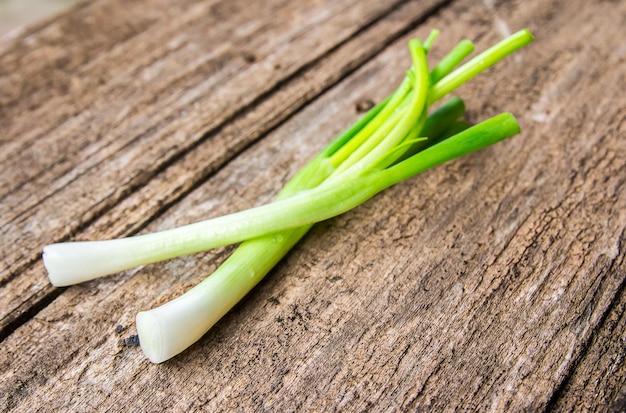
[1,0,624,410]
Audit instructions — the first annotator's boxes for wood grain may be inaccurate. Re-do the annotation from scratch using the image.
[1,0,625,411]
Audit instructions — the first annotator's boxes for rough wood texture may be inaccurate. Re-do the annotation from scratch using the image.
[1,0,624,411]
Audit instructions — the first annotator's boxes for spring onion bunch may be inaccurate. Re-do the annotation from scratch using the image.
[42,29,534,363]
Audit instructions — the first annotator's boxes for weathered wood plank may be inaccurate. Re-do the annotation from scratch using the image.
[1,0,625,411]
[0,0,448,333]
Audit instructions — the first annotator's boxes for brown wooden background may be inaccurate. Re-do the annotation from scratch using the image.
[1,0,625,411]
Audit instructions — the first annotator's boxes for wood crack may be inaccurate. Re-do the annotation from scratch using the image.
[544,227,626,411]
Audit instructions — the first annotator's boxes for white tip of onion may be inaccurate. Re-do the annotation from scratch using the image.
[136,285,228,363]
[42,243,103,287]
[136,304,207,364]
[42,240,139,287]
[136,311,167,364]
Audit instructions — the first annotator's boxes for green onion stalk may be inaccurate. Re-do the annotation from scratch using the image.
[42,29,534,363]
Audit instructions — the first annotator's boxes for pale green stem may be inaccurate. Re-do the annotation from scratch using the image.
[328,39,430,181]
[429,29,534,104]
[430,39,475,84]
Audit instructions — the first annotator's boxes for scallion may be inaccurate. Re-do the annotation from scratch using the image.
[41,29,534,363]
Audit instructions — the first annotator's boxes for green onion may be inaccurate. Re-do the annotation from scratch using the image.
[135,113,519,363]
[41,29,534,363]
